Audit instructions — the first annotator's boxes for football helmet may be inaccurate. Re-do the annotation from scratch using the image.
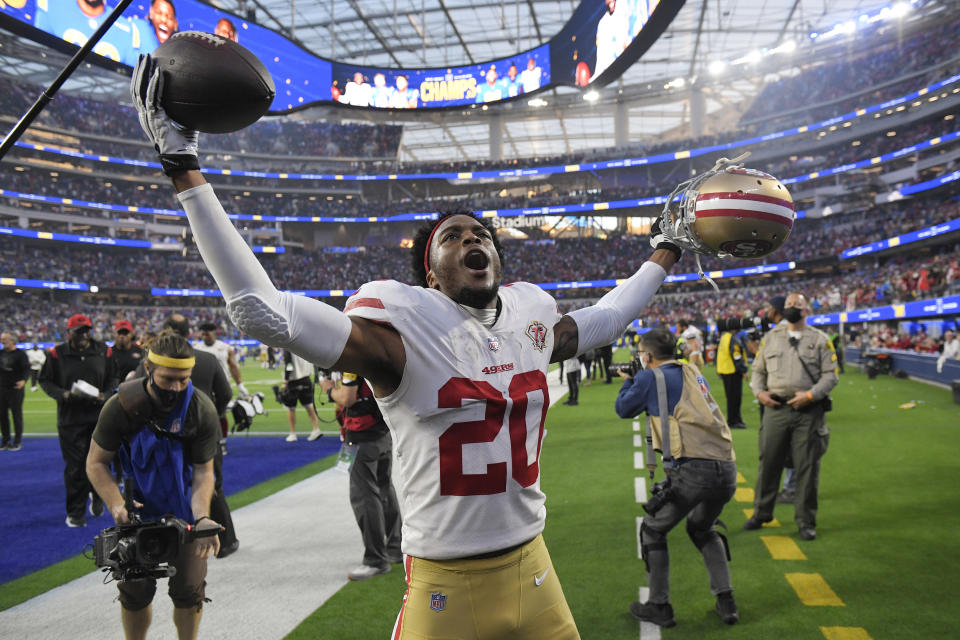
[660,155,794,259]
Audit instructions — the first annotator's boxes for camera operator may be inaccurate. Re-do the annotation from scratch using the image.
[614,328,739,628]
[86,331,221,640]
[745,293,838,541]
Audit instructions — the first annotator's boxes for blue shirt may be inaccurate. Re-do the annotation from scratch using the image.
[615,363,689,419]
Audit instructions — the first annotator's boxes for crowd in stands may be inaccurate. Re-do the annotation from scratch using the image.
[739,16,960,125]
[4,247,957,348]
[6,105,958,238]
[2,185,958,292]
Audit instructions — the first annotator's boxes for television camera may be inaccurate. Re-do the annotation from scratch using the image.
[92,486,218,582]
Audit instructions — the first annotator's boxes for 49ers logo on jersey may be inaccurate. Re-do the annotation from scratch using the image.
[525,321,548,351]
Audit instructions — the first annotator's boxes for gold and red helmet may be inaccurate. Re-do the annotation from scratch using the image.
[662,156,794,259]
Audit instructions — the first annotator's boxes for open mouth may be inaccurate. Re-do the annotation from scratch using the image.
[464,248,489,271]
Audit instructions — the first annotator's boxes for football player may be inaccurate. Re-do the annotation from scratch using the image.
[130,52,770,638]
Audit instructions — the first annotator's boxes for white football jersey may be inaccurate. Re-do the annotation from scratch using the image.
[194,339,232,381]
[682,326,703,351]
[345,280,561,559]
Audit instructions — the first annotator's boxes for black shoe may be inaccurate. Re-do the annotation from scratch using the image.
[743,517,767,531]
[386,552,404,564]
[89,492,104,517]
[798,526,817,541]
[9,441,21,451]
[715,592,739,625]
[65,515,86,528]
[217,540,240,559]
[775,490,795,504]
[629,601,675,627]
[729,422,747,430]
[0,442,8,450]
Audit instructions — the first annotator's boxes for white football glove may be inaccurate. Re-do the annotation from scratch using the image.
[236,383,251,400]
[130,54,200,176]
[648,213,683,261]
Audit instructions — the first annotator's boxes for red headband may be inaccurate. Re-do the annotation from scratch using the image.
[423,218,444,276]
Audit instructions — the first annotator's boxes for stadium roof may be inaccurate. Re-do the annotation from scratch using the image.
[0,0,949,162]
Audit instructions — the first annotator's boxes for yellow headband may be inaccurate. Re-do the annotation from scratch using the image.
[147,351,195,370]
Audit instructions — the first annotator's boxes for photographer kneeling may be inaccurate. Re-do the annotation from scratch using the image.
[614,328,739,628]
[86,331,221,640]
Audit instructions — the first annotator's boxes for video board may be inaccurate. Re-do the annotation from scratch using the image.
[0,0,684,111]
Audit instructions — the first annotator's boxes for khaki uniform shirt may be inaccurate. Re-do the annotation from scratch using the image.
[751,323,839,400]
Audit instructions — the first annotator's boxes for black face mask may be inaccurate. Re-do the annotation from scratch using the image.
[149,376,185,410]
[783,307,803,324]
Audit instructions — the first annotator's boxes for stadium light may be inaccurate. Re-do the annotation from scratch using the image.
[527,98,548,107]
[583,90,600,102]
[90,285,99,293]
[890,3,911,18]
[771,40,796,55]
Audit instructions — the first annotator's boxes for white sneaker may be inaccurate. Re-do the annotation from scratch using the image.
[307,429,322,441]
[347,564,390,581]
[285,433,297,442]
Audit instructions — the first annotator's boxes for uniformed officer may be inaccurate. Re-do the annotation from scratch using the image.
[745,293,838,541]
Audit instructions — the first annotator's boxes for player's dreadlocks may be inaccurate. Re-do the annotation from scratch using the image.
[410,211,505,287]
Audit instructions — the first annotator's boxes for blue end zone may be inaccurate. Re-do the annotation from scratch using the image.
[0,436,340,585]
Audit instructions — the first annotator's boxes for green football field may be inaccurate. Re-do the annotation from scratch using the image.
[6,359,960,639]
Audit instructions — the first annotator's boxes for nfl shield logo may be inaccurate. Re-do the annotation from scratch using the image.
[169,418,182,434]
[488,337,500,351]
[430,592,446,612]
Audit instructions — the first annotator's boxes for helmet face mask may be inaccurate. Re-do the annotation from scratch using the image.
[664,164,794,259]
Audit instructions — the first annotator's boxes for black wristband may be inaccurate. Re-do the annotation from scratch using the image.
[158,151,200,176]
[657,242,683,262]
[195,515,211,525]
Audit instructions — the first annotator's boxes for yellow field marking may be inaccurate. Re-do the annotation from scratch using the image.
[734,487,754,502]
[736,471,746,484]
[760,536,807,560]
[785,573,845,606]
[743,509,780,527]
[820,626,872,640]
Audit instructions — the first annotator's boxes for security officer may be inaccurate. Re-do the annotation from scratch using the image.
[745,293,838,541]
[716,327,749,429]
[615,328,739,628]
[39,313,118,527]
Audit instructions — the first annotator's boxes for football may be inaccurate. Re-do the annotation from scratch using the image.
[153,31,276,134]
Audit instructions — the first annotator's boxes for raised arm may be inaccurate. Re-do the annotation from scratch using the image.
[551,224,680,363]
[131,56,403,393]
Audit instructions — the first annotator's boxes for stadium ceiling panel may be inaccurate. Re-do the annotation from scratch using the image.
[0,1,946,162]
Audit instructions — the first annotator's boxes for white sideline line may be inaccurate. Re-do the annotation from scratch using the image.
[636,516,644,559]
[635,477,647,504]
[632,420,640,432]
[633,434,644,448]
[634,451,645,469]
[637,587,662,639]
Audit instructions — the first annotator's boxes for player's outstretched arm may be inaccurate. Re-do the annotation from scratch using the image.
[551,219,680,363]
[132,56,403,390]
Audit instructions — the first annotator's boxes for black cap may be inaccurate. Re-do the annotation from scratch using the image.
[769,295,786,314]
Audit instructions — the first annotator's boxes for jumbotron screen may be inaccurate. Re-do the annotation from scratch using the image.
[0,0,683,111]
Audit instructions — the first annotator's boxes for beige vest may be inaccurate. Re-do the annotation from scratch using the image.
[649,363,736,463]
